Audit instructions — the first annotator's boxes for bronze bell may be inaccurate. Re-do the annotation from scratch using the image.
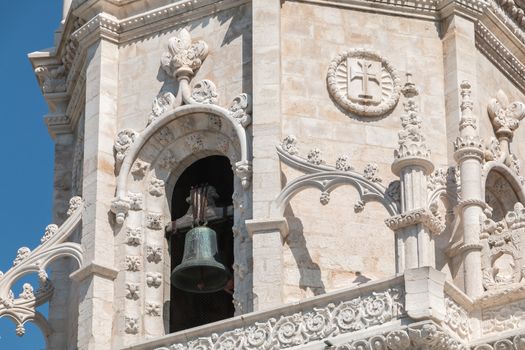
[171,225,231,293]
[170,185,231,293]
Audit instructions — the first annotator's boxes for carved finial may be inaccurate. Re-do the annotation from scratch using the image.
[394,74,430,161]
[487,89,525,142]
[401,73,418,99]
[160,29,209,79]
[459,81,476,132]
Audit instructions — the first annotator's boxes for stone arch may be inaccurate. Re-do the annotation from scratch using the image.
[483,163,525,221]
[271,172,399,218]
[117,106,252,339]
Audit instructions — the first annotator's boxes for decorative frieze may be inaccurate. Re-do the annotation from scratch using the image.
[327,49,401,117]
[156,287,404,350]
[472,334,525,350]
[445,297,471,340]
[385,208,445,235]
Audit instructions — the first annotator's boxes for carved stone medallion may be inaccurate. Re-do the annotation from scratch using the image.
[327,49,401,117]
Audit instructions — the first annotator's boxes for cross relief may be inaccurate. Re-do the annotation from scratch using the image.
[347,58,382,105]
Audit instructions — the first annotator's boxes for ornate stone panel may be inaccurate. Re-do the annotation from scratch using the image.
[327,49,401,117]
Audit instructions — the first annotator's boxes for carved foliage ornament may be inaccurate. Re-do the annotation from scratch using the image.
[327,49,401,117]
[159,288,403,350]
[161,29,209,77]
[114,129,138,173]
[488,89,525,140]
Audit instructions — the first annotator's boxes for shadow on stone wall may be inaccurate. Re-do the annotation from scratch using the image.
[284,206,326,296]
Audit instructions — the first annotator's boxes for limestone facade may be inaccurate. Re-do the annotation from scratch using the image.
[2,0,525,349]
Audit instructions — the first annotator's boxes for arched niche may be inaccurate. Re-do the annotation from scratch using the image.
[483,163,525,221]
[119,108,252,339]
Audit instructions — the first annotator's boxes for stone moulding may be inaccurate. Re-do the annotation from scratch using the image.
[327,48,401,118]
[0,196,84,338]
[385,208,446,235]
[273,138,400,217]
[118,277,405,350]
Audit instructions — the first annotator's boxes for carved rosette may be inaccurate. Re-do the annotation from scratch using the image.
[327,49,401,117]
[161,29,209,78]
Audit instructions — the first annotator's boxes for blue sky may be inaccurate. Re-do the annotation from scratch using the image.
[0,2,62,348]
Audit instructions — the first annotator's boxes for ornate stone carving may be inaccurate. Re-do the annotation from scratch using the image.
[394,73,430,160]
[488,89,525,141]
[40,224,58,244]
[146,272,162,288]
[67,196,83,216]
[319,191,330,205]
[146,246,162,264]
[114,129,138,172]
[191,80,218,104]
[125,316,139,334]
[131,160,149,179]
[186,134,204,153]
[428,168,448,191]
[385,208,445,235]
[482,301,524,335]
[35,65,66,93]
[363,163,382,183]
[149,176,165,197]
[125,256,141,272]
[156,127,175,146]
[445,297,470,339]
[145,302,161,317]
[281,135,298,155]
[128,192,143,211]
[160,29,208,77]
[159,149,177,170]
[149,92,176,125]
[307,148,324,165]
[19,283,34,300]
[485,137,504,162]
[15,324,25,337]
[209,115,222,130]
[234,161,252,189]
[327,49,401,117]
[481,206,524,291]
[162,287,404,350]
[126,228,142,246]
[125,283,140,300]
[111,197,131,225]
[335,155,353,171]
[474,334,525,350]
[454,82,484,162]
[13,247,31,266]
[146,213,163,230]
[386,180,401,204]
[229,93,252,127]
